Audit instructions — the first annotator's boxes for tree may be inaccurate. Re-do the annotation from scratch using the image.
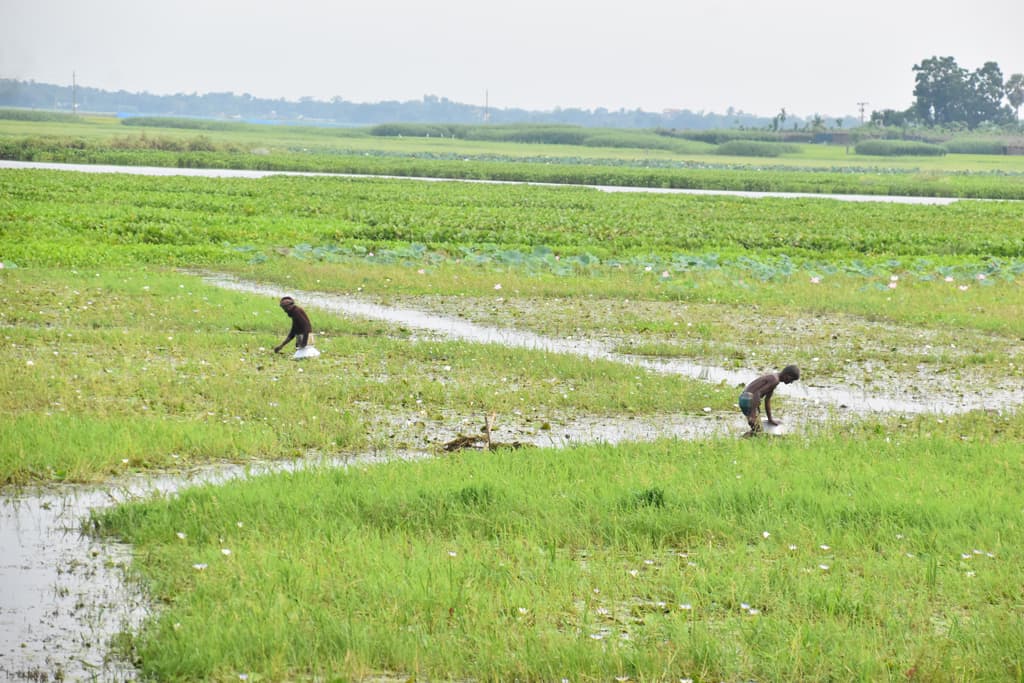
[1007,73,1024,121]
[965,61,1013,127]
[912,56,968,126]
[912,56,1015,129]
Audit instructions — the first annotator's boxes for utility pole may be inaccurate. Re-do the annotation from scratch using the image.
[483,89,490,123]
[72,71,77,114]
[857,101,869,125]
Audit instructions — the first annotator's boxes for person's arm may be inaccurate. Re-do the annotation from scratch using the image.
[274,320,298,353]
[764,387,779,424]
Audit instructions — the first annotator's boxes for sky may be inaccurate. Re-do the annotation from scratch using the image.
[1,0,1022,119]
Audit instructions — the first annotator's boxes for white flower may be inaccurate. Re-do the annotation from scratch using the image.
[819,564,830,571]
[679,603,692,610]
[888,282,898,289]
[448,551,457,557]
[661,270,670,278]
[959,285,969,291]
[820,544,831,551]
[494,283,502,290]
[810,276,821,284]
[944,276,955,282]
[977,273,987,280]
[176,532,187,540]
[221,548,232,556]
[762,531,770,539]
[192,563,208,571]
[890,275,899,282]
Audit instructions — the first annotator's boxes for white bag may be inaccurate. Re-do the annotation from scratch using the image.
[293,346,321,359]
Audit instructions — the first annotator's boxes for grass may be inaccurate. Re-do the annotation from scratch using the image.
[3,127,1024,680]
[0,268,731,484]
[93,420,1024,681]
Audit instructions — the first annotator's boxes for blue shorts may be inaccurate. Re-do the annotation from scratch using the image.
[738,391,755,416]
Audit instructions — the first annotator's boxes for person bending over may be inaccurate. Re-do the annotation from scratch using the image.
[738,364,800,436]
[273,296,312,353]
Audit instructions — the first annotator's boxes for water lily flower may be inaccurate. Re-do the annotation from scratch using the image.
[176,532,187,540]
[810,276,821,284]
[944,276,955,282]
[820,544,831,551]
[888,282,898,289]
[661,270,670,278]
[890,275,899,282]
[762,531,770,538]
[959,285,969,291]
[192,563,208,571]
[221,548,232,556]
[977,273,987,280]
[819,564,830,571]
[493,283,502,290]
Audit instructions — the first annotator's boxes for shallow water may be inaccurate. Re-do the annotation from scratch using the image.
[207,275,1009,416]
[0,160,966,205]
[0,272,1009,679]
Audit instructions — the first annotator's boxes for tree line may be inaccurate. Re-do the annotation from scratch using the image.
[0,78,856,130]
[871,56,1023,130]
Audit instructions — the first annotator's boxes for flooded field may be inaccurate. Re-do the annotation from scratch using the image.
[0,160,965,204]
[2,274,1016,680]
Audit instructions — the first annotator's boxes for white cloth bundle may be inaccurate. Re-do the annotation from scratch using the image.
[293,346,321,359]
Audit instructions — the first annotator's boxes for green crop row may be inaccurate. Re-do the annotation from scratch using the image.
[4,169,1023,271]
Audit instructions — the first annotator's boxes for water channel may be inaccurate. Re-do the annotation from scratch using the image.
[0,160,1002,680]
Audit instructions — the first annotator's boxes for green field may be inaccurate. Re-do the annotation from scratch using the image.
[2,118,1024,681]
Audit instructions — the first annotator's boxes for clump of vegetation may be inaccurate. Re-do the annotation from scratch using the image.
[942,138,1016,154]
[855,140,947,156]
[714,140,801,157]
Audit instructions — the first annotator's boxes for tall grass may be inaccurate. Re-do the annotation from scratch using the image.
[94,417,1024,680]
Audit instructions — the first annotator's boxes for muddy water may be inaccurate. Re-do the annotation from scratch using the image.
[0,272,1004,679]
[0,160,966,205]
[208,275,1008,415]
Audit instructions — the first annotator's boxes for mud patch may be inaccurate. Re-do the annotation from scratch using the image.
[203,275,1018,416]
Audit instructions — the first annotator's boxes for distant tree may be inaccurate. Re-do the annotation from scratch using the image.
[1007,73,1024,120]
[912,56,1014,129]
[913,56,969,126]
[870,108,914,127]
[965,61,1014,127]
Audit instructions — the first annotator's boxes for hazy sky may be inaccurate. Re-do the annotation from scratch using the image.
[2,0,1021,118]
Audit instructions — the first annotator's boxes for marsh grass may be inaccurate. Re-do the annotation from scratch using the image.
[94,416,1024,681]
[0,268,729,484]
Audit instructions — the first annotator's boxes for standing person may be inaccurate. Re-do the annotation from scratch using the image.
[738,365,800,436]
[273,296,313,355]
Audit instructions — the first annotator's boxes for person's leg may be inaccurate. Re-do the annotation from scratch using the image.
[295,333,308,349]
[739,392,758,436]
